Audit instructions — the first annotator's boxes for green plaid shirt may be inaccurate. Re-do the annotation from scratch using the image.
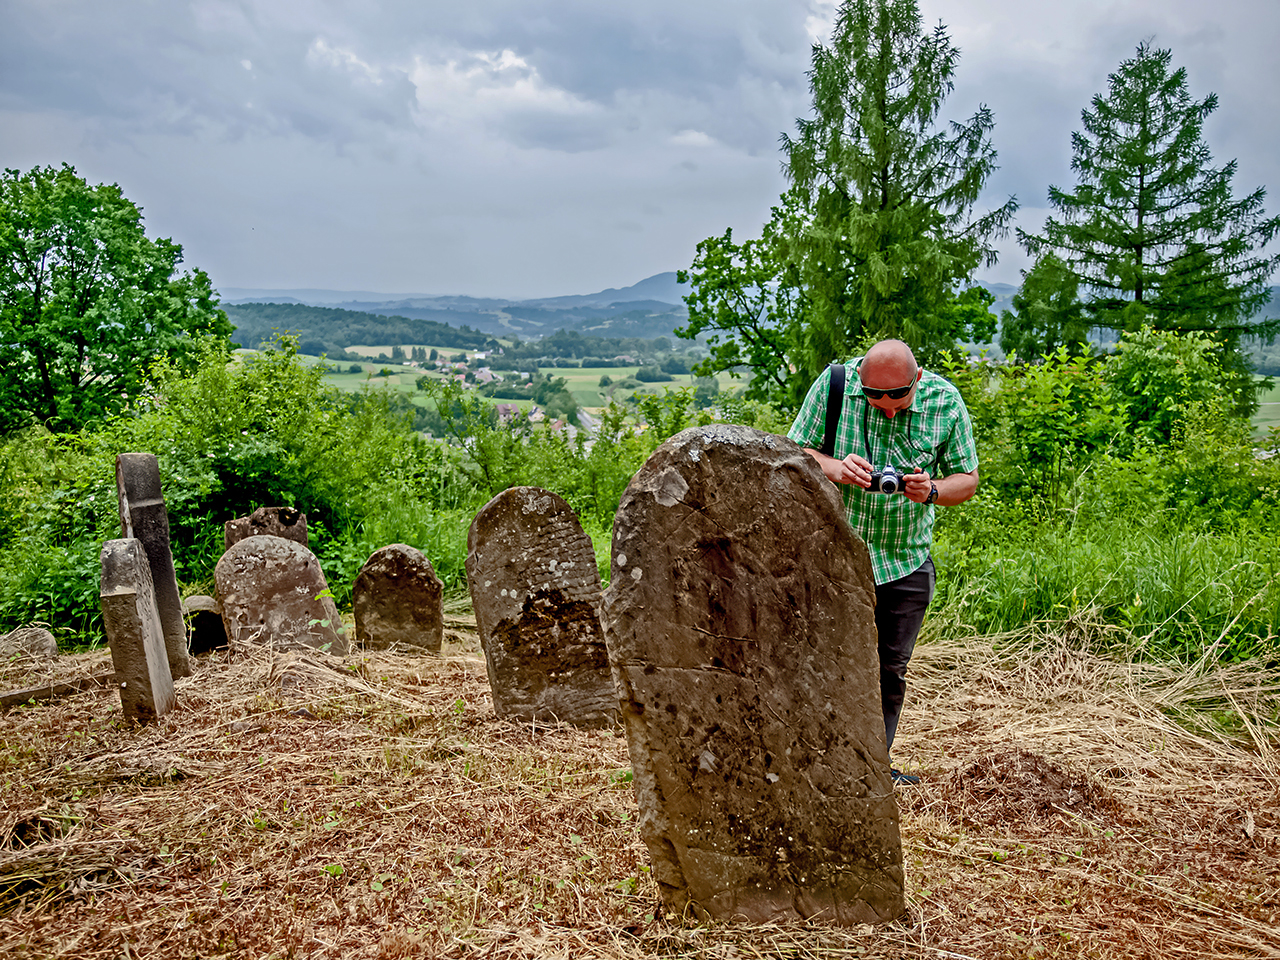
[788,360,978,585]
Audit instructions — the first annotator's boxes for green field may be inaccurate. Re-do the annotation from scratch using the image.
[1256,377,1280,437]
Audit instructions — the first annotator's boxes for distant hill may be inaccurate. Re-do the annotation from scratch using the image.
[222,302,491,354]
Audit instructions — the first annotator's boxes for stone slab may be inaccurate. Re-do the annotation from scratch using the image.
[353,544,444,652]
[214,536,347,655]
[467,486,616,726]
[100,538,177,722]
[116,453,190,678]
[224,506,309,551]
[602,424,904,925]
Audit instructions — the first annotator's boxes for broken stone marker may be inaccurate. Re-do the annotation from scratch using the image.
[466,486,616,727]
[214,535,347,654]
[100,538,176,722]
[183,595,229,656]
[352,544,444,652]
[602,424,904,925]
[116,453,190,678]
[224,506,309,551]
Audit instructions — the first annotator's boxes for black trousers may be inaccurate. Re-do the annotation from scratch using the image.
[875,556,935,752]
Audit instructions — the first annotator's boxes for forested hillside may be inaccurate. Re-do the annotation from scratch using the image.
[222,302,493,355]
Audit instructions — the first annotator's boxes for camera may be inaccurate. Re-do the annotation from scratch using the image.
[868,464,904,494]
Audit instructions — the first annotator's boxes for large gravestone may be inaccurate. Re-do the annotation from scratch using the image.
[602,424,903,925]
[116,453,191,678]
[214,536,347,655]
[224,506,309,551]
[352,544,444,652]
[467,487,616,726]
[100,538,176,722]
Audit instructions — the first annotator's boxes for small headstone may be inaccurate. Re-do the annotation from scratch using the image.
[100,538,176,722]
[214,536,347,655]
[0,626,59,660]
[224,506,309,551]
[183,595,229,655]
[116,453,191,678]
[352,544,444,652]
[602,424,904,925]
[466,487,616,727]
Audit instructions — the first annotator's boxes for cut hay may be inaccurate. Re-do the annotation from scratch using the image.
[1,615,1277,959]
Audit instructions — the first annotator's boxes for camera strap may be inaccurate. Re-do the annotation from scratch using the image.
[820,363,845,457]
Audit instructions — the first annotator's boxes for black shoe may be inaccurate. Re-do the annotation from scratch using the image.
[891,768,920,786]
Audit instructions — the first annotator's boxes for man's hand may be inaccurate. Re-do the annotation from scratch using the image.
[812,451,874,488]
[902,469,933,503]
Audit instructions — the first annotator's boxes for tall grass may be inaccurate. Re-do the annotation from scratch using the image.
[932,520,1279,662]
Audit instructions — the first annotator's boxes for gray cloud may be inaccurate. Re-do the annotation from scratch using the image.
[2,0,1276,295]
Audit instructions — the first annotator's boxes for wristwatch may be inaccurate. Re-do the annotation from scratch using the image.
[925,483,939,505]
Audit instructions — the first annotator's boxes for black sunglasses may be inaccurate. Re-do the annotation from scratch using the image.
[860,370,918,400]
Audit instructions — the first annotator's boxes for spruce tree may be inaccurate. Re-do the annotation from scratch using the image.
[1022,42,1280,341]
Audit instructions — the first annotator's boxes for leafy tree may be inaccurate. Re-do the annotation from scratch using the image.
[678,0,1016,406]
[999,253,1089,361]
[1021,43,1280,344]
[0,163,232,433]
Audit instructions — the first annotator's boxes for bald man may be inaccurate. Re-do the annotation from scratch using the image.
[788,340,979,785]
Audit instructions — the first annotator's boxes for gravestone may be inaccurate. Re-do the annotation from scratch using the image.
[224,506,309,551]
[352,544,444,652]
[602,424,903,925]
[0,626,58,660]
[466,487,616,726]
[214,536,347,655]
[100,538,176,722]
[182,595,229,655]
[116,453,191,678]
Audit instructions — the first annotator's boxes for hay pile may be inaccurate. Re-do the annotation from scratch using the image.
[1,615,1276,959]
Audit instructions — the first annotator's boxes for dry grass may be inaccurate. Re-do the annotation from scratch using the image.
[1,615,1277,960]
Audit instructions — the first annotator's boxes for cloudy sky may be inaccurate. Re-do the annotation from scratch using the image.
[3,0,1278,299]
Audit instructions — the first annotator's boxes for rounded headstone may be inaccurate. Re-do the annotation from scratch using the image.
[183,595,229,656]
[352,544,444,652]
[0,626,59,660]
[214,536,347,655]
[602,424,904,925]
[467,487,616,727]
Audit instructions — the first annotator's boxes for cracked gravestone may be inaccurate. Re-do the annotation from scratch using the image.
[224,506,309,551]
[352,544,444,652]
[601,424,904,925]
[116,453,190,678]
[100,538,176,722]
[214,536,347,654]
[466,486,616,726]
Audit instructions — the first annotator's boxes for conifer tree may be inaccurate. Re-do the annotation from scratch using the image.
[1021,43,1280,342]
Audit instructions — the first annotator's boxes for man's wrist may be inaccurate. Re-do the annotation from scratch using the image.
[924,482,938,505]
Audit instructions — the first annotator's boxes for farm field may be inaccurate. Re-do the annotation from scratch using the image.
[1255,378,1280,437]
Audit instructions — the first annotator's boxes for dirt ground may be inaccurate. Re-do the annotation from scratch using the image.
[1,618,1277,960]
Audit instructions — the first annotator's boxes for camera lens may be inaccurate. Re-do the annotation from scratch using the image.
[880,475,898,494]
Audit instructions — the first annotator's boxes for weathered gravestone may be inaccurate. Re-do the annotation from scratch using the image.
[182,595,229,655]
[466,487,616,726]
[224,506,308,551]
[214,536,348,655]
[0,626,59,660]
[116,453,191,678]
[100,538,176,722]
[352,544,444,652]
[602,424,904,925]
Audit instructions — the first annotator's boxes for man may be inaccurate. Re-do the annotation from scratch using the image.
[787,339,978,784]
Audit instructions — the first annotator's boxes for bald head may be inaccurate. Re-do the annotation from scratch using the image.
[860,339,918,386]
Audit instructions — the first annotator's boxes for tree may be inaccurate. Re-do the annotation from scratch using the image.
[1021,43,1280,344]
[999,253,1090,361]
[678,0,1016,406]
[0,164,231,433]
